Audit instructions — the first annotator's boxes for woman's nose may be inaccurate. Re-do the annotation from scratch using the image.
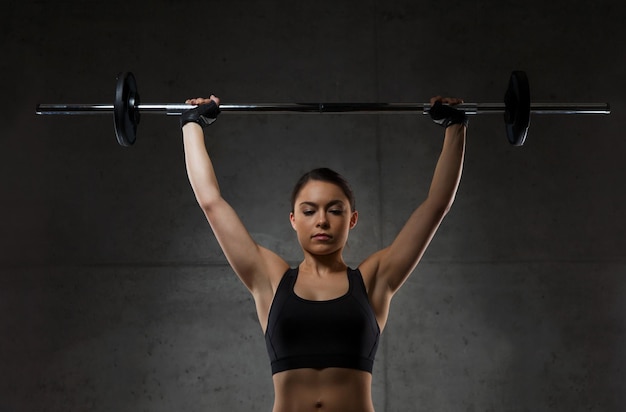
[316,214,329,228]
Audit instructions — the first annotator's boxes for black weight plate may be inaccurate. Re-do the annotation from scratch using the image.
[114,72,140,146]
[504,71,530,146]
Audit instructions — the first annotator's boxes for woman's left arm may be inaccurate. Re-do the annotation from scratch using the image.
[361,97,466,321]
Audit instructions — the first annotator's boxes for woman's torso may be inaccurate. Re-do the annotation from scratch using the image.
[264,267,379,411]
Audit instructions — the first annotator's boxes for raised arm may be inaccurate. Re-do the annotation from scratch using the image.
[361,97,466,327]
[182,97,288,301]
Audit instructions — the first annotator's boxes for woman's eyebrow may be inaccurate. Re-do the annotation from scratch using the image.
[298,200,345,208]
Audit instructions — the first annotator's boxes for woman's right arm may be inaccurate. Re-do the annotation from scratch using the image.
[182,97,289,297]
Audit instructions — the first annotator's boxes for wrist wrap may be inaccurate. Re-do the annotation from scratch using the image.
[180,101,220,128]
[429,101,468,128]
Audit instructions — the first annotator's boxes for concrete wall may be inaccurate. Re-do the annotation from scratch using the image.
[2,1,625,411]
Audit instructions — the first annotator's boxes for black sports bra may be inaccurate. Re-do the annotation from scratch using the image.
[264,267,380,374]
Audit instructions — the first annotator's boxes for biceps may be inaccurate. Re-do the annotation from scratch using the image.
[379,203,447,291]
[202,198,274,289]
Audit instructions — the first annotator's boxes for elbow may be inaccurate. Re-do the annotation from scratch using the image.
[188,178,223,212]
[442,195,456,216]
[427,195,456,218]
[195,192,223,213]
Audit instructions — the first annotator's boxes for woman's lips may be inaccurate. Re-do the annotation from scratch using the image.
[312,233,332,240]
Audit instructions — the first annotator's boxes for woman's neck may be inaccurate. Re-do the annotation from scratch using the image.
[299,252,347,276]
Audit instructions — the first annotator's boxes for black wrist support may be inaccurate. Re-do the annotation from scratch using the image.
[180,101,220,128]
[429,101,468,128]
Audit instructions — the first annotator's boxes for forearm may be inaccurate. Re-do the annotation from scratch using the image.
[426,124,466,212]
[182,123,221,207]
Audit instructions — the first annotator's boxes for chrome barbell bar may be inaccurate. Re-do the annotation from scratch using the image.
[34,71,612,147]
[36,102,611,116]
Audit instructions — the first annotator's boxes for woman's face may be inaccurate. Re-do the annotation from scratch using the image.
[290,180,358,256]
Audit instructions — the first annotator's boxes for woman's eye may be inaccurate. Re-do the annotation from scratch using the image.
[302,210,314,216]
[329,209,344,215]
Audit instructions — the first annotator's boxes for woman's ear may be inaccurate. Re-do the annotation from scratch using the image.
[289,212,297,230]
[350,210,358,229]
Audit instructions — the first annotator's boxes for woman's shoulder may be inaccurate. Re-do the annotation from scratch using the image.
[356,248,387,289]
[358,247,388,274]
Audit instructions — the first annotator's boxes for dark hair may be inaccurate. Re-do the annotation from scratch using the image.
[290,168,356,212]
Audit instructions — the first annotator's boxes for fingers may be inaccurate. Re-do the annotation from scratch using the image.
[430,96,464,105]
[185,95,221,106]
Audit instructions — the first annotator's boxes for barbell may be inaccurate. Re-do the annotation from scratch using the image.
[36,71,610,147]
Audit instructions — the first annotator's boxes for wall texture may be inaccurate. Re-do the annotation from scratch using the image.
[2,1,625,411]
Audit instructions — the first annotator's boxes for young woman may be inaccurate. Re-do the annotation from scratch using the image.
[181,95,466,412]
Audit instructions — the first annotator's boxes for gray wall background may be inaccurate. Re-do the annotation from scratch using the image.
[2,1,625,411]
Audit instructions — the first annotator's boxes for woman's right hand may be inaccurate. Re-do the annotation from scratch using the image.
[181,95,221,128]
[185,95,221,106]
